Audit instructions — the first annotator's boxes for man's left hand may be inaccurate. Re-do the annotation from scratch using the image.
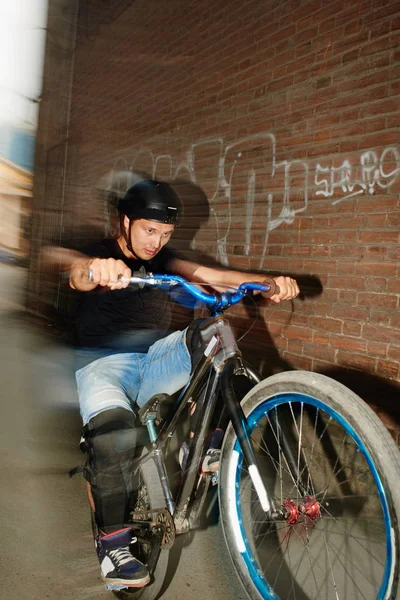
[268,276,300,304]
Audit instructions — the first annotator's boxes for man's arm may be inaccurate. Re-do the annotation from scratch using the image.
[40,245,131,292]
[40,246,96,292]
[169,257,299,303]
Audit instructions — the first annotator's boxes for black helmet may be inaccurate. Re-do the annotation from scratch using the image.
[118,179,182,224]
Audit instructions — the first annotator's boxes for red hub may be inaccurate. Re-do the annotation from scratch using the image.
[299,495,321,521]
[283,499,299,525]
[283,496,321,525]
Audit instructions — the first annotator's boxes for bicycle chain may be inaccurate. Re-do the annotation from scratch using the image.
[130,508,175,549]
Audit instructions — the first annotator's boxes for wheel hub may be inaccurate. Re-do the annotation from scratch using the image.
[283,496,321,525]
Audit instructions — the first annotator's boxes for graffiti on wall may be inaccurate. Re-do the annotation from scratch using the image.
[315,147,400,205]
[102,133,400,267]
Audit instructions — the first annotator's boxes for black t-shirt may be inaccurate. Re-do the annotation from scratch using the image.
[75,239,182,352]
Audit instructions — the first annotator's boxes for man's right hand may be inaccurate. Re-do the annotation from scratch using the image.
[70,257,131,291]
[88,258,131,289]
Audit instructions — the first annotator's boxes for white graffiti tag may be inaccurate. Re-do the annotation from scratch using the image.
[315,147,400,204]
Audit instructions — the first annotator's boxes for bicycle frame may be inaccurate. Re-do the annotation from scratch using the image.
[131,313,288,533]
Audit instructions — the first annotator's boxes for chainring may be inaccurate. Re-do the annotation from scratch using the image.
[129,508,175,549]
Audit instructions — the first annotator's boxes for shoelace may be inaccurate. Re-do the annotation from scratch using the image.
[109,546,134,566]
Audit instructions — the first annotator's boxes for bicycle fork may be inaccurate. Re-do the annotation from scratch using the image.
[222,358,315,522]
[221,358,277,515]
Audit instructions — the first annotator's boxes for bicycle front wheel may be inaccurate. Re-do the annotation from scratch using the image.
[219,371,400,600]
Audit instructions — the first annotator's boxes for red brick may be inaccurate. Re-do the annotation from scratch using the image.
[377,360,400,380]
[342,321,362,336]
[367,341,388,357]
[284,326,313,342]
[366,276,389,293]
[314,331,330,345]
[287,339,304,355]
[330,246,366,259]
[331,335,366,352]
[282,352,313,370]
[331,305,368,321]
[391,313,400,328]
[361,99,400,118]
[388,345,400,363]
[354,262,397,276]
[363,323,400,345]
[388,278,400,294]
[357,292,397,309]
[369,309,392,327]
[359,131,400,149]
[308,316,343,333]
[366,213,388,227]
[304,342,335,362]
[336,350,376,372]
[328,275,365,290]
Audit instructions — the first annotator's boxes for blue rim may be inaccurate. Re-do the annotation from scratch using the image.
[231,392,394,600]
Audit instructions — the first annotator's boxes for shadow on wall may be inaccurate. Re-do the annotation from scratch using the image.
[319,367,400,442]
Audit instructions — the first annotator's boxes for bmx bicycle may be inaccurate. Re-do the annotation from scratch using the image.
[99,272,400,600]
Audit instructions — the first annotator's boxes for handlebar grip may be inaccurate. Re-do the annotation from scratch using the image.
[88,266,147,287]
[260,276,280,298]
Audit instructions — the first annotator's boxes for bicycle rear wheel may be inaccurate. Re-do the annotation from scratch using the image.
[219,371,400,600]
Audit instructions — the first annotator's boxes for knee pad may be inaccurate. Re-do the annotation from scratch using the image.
[185,318,207,372]
[82,408,138,532]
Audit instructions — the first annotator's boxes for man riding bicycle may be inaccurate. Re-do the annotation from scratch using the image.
[66,179,299,590]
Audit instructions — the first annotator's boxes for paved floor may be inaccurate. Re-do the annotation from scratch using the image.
[0,264,248,600]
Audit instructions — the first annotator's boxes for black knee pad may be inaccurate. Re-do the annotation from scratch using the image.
[82,408,138,532]
[185,318,207,372]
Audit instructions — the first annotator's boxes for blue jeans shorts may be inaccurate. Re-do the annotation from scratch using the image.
[75,329,191,425]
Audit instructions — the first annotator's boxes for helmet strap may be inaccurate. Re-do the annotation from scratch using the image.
[120,215,140,260]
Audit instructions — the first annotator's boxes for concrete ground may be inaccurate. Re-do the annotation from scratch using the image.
[0,263,248,600]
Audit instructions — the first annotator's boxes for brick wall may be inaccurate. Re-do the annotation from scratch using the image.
[34,0,400,435]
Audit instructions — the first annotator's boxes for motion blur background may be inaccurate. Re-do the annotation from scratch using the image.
[0,0,46,257]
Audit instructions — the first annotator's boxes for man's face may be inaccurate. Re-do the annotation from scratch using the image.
[126,217,175,260]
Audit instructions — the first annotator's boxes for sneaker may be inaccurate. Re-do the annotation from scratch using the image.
[201,448,221,473]
[96,527,150,589]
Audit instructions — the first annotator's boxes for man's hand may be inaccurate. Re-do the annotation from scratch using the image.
[88,258,131,290]
[266,276,300,304]
[70,257,131,291]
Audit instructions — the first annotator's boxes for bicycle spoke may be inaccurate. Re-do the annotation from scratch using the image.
[319,529,382,590]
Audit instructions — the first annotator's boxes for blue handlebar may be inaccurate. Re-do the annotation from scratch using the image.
[129,273,272,313]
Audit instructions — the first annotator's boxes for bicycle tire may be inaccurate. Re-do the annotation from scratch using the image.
[114,448,171,600]
[219,370,400,600]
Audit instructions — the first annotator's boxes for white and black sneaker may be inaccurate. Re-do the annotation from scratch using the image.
[201,448,221,473]
[96,528,150,589]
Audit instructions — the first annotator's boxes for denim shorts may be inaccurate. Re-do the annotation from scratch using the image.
[75,329,191,425]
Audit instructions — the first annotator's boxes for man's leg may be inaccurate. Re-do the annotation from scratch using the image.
[136,329,192,408]
[81,407,139,533]
[76,353,149,588]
